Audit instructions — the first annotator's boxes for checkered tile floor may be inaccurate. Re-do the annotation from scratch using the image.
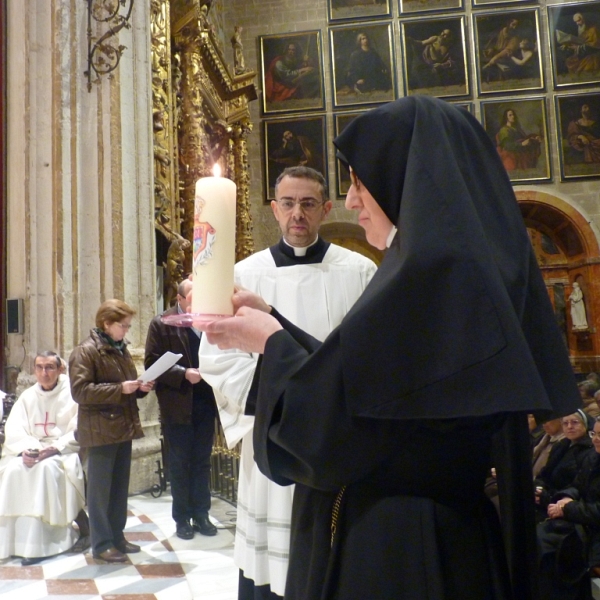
[0,492,238,600]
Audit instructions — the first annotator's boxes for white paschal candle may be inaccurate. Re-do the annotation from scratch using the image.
[192,164,237,316]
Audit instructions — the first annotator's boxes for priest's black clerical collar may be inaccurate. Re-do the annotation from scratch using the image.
[270,236,330,267]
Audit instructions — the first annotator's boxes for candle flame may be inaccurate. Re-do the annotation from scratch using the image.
[213,164,221,178]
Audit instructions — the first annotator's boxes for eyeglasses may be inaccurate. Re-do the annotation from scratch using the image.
[115,322,132,330]
[562,419,584,427]
[590,432,600,438]
[276,199,324,213]
[35,364,58,372]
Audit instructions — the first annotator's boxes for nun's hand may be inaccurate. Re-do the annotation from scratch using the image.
[198,307,283,353]
[232,288,272,314]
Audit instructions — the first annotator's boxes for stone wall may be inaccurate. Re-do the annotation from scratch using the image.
[220,0,600,252]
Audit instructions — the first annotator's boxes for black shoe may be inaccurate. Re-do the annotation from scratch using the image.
[21,556,45,566]
[176,521,194,540]
[70,535,91,554]
[193,515,217,536]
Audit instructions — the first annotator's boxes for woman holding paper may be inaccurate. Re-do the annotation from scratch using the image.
[69,299,154,563]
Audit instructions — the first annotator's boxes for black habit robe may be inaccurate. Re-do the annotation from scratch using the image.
[252,97,581,600]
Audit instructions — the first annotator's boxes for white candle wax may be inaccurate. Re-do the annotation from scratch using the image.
[192,171,237,316]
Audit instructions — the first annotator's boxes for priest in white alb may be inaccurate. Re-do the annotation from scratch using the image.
[0,351,88,565]
[199,167,377,599]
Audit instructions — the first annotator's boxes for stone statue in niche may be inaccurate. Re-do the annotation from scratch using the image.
[231,26,246,75]
[569,282,589,331]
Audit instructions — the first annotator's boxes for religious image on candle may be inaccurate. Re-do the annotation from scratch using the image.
[192,165,237,317]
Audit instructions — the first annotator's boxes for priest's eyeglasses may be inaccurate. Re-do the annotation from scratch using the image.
[277,199,324,213]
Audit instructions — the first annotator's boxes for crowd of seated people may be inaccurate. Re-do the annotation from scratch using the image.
[0,351,89,565]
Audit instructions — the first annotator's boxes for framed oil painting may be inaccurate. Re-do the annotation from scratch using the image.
[472,0,533,7]
[333,111,368,196]
[263,116,328,201]
[481,97,551,183]
[330,21,396,108]
[555,92,600,180]
[259,31,325,115]
[473,9,543,94]
[548,2,600,88]
[400,16,469,98]
[399,0,463,16]
[328,0,391,22]
[449,100,475,114]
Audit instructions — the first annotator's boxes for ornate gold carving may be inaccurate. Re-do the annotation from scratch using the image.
[172,0,257,265]
[85,0,135,92]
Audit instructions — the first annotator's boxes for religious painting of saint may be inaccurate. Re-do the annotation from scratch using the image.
[400,17,469,98]
[334,111,368,196]
[555,93,600,180]
[264,116,327,201]
[473,9,544,95]
[328,0,391,22]
[548,2,600,88]
[481,97,551,183]
[329,22,396,108]
[259,31,325,115]
[399,0,463,16]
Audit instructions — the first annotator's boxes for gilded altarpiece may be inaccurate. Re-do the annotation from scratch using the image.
[151,0,257,503]
[151,0,256,309]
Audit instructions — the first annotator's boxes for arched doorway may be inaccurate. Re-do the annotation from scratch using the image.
[517,190,600,373]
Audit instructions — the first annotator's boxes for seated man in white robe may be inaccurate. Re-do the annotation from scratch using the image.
[0,351,88,565]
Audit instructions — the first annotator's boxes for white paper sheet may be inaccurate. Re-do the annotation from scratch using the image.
[140,351,182,383]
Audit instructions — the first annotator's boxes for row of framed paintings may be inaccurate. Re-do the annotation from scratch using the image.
[263,92,600,199]
[330,0,544,21]
[261,3,600,114]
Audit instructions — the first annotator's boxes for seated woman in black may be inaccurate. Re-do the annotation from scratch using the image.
[535,410,593,518]
[537,417,600,599]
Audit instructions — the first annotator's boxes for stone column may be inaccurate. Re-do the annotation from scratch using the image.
[5,0,160,493]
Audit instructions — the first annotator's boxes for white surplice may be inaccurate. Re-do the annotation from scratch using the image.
[0,374,85,559]
[199,243,376,595]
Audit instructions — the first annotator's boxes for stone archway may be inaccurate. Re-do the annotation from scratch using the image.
[516,190,600,372]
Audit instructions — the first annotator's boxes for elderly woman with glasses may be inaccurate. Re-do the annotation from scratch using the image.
[69,299,154,563]
[537,417,600,599]
[197,97,580,599]
[534,410,593,519]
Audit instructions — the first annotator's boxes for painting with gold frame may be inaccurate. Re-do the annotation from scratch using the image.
[333,111,368,196]
[263,116,328,201]
[472,0,532,7]
[400,16,469,98]
[555,92,600,180]
[473,9,544,95]
[330,21,396,108]
[481,97,551,183]
[548,2,600,88]
[259,31,325,115]
[400,0,463,16]
[328,0,391,22]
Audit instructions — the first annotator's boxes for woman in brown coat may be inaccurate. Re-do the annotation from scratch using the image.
[69,300,154,563]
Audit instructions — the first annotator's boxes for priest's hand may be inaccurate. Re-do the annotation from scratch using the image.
[232,288,272,314]
[38,447,60,461]
[22,450,41,468]
[198,307,283,353]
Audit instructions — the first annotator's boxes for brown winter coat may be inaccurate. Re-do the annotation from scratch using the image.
[68,329,144,448]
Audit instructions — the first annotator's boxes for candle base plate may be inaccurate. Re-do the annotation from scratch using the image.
[160,313,231,327]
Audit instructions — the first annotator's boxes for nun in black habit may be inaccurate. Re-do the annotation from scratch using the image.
[199,96,581,600]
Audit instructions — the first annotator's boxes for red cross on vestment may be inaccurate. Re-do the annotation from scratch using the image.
[34,412,56,437]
